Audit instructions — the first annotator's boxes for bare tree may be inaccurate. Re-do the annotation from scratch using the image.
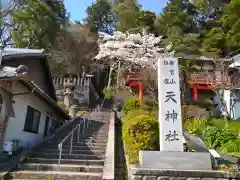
[0,0,22,46]
[141,67,158,102]
[49,24,99,76]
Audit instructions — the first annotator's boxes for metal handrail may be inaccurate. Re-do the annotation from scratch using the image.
[58,113,91,170]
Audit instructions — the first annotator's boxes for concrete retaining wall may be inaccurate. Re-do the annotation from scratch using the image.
[102,112,115,180]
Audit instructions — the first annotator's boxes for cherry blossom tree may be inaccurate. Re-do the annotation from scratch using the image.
[94,30,173,90]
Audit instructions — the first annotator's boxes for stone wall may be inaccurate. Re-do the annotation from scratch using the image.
[130,168,236,180]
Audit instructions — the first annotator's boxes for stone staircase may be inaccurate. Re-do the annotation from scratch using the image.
[5,112,110,180]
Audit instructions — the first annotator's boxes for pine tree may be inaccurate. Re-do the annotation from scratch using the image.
[155,0,200,55]
[200,0,233,57]
[84,0,115,34]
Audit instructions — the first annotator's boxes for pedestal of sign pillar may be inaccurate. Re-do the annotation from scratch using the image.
[139,57,212,171]
[139,151,212,170]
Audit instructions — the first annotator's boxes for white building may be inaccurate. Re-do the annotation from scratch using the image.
[0,48,70,151]
[222,56,240,120]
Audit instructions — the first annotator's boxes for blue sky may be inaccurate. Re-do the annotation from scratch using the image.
[64,0,168,21]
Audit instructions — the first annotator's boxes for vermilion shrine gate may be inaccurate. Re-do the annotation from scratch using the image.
[188,76,230,101]
[125,73,144,104]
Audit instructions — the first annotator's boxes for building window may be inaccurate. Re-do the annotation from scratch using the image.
[23,106,41,134]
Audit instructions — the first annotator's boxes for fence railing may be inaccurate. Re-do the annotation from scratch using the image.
[58,113,92,170]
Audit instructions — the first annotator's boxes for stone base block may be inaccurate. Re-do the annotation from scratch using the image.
[139,151,212,170]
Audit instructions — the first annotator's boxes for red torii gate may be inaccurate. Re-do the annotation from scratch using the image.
[125,73,143,104]
[188,76,230,100]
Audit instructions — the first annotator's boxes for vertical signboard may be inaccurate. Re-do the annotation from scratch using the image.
[158,57,183,151]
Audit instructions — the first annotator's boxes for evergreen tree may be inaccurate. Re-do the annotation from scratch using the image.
[155,0,200,54]
[113,0,141,32]
[200,0,233,57]
[84,0,115,34]
[222,0,240,54]
[137,10,156,34]
[11,0,68,49]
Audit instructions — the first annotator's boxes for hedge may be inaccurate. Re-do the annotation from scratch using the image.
[123,97,140,115]
[122,113,159,164]
[123,108,151,121]
[103,87,115,99]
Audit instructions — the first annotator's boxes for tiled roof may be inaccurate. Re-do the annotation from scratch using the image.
[1,47,57,100]
[2,48,45,59]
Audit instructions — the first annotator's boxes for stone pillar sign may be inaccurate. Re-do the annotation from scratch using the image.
[158,57,183,151]
[139,57,212,171]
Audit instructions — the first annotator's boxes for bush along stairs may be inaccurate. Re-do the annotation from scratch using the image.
[5,112,110,180]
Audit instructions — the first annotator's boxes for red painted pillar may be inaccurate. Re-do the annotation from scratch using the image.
[138,83,143,104]
[193,87,198,101]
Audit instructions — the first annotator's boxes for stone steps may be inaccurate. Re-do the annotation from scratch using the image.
[7,112,110,180]
[35,148,105,155]
[84,127,108,131]
[31,152,104,160]
[51,133,108,140]
[43,141,107,147]
[45,138,107,143]
[40,145,106,151]
[81,133,108,137]
[82,131,108,135]
[50,139,108,144]
[16,163,103,173]
[8,170,102,180]
[24,158,105,166]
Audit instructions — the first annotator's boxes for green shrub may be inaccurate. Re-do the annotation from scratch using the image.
[184,117,208,135]
[123,109,150,122]
[142,100,158,111]
[220,139,240,153]
[123,97,140,115]
[76,111,87,116]
[103,87,115,99]
[57,101,66,110]
[202,126,237,149]
[209,118,240,135]
[122,114,159,164]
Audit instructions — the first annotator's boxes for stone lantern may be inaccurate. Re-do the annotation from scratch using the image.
[63,72,77,110]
